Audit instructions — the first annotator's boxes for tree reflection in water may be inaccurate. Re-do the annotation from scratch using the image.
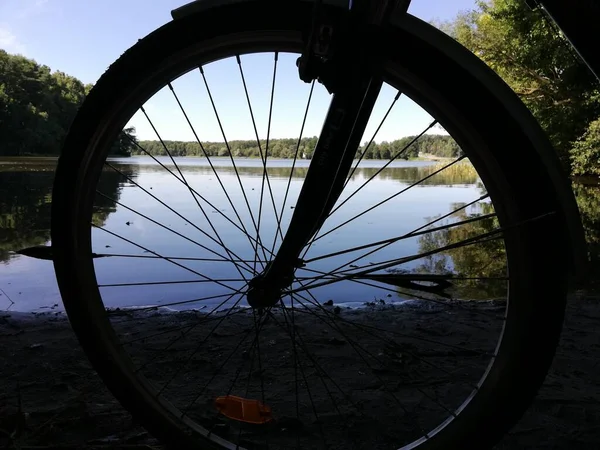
[0,161,137,262]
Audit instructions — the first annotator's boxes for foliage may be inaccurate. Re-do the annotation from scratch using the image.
[573,183,600,264]
[0,50,133,157]
[418,160,479,185]
[110,127,138,157]
[571,118,600,177]
[444,0,600,170]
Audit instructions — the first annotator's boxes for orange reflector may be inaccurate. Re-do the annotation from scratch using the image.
[215,395,273,424]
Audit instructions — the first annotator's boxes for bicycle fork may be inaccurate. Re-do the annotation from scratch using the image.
[246,0,410,308]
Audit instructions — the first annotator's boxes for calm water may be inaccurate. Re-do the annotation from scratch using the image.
[2,156,490,311]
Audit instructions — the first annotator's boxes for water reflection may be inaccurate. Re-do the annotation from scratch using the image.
[110,159,480,186]
[0,162,138,262]
[1,156,599,311]
[413,201,508,300]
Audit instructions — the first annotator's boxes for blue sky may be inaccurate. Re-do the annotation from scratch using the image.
[1,0,477,142]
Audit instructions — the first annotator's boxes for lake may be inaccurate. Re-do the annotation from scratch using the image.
[0,155,551,312]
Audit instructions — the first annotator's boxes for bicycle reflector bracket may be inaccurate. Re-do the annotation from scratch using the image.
[215,395,273,425]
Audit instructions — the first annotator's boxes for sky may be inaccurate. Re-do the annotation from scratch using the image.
[0,0,477,142]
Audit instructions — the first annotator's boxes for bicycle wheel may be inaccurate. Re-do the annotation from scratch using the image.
[51,1,580,449]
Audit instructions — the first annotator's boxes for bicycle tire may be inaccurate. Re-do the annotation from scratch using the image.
[51,1,579,448]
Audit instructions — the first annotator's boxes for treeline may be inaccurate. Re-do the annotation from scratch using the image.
[0,49,460,160]
[134,134,462,160]
[0,50,135,156]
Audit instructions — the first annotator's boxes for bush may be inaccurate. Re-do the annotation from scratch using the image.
[571,118,600,177]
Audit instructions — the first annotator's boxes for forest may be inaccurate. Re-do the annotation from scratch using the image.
[134,134,462,160]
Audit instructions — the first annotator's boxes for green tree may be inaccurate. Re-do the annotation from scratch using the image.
[445,0,600,170]
[0,50,99,156]
[110,127,138,156]
[571,118,600,177]
[0,50,135,157]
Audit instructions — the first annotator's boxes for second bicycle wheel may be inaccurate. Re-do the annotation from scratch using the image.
[51,2,580,449]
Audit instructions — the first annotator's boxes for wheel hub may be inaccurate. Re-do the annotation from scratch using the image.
[246,271,293,309]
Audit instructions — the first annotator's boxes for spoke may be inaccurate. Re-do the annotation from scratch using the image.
[252,309,267,408]
[291,290,427,429]
[98,279,245,288]
[236,54,282,270]
[134,289,245,375]
[304,201,494,265]
[141,103,252,283]
[276,302,366,414]
[288,303,494,357]
[294,303,494,362]
[297,197,496,294]
[270,81,316,257]
[299,196,494,303]
[295,292,486,406]
[182,308,271,415]
[296,290,467,419]
[287,295,300,434]
[224,314,262,398]
[265,310,329,449]
[93,224,240,293]
[343,90,402,188]
[264,53,281,249]
[125,137,271,257]
[199,66,263,260]
[291,233,503,294]
[156,294,247,397]
[334,235,504,279]
[309,155,466,246]
[297,270,507,284]
[333,120,438,218]
[300,120,439,260]
[293,210,554,295]
[276,301,355,443]
[167,84,265,257]
[296,269,505,323]
[114,292,244,316]
[93,253,265,264]
[121,307,248,346]
[103,163,255,273]
[96,189,252,276]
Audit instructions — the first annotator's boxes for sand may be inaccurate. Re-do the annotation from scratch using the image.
[0,293,598,449]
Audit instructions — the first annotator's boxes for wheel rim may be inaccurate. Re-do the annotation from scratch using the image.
[58,30,523,450]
